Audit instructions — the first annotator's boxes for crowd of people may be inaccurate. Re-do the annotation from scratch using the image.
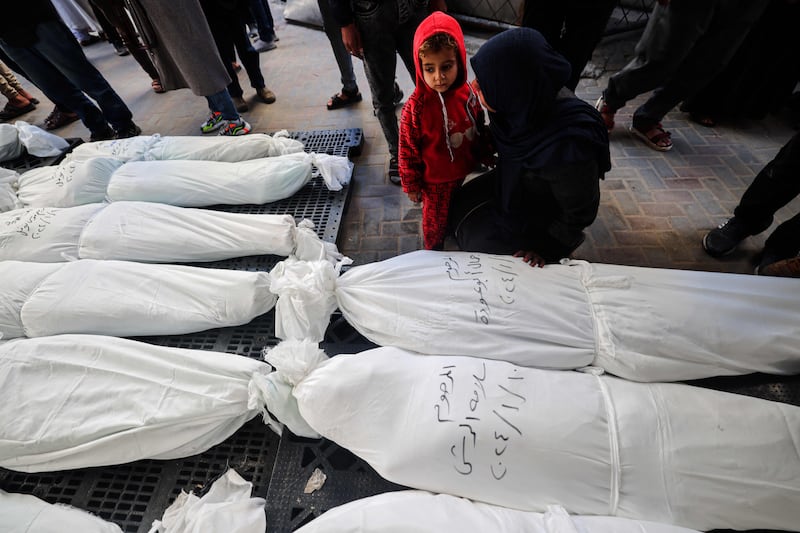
[0,0,797,273]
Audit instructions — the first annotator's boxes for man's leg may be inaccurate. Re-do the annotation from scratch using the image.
[559,0,616,91]
[317,0,357,94]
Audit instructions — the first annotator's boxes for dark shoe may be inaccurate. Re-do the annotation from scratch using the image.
[80,34,102,46]
[393,81,403,106]
[757,255,800,277]
[43,107,80,130]
[256,87,276,104]
[388,156,401,185]
[90,124,116,142]
[114,122,142,139]
[702,217,754,257]
[232,95,249,113]
[327,87,362,110]
[252,38,277,52]
[113,43,130,56]
[0,101,36,121]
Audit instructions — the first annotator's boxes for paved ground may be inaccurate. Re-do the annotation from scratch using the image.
[17,3,800,275]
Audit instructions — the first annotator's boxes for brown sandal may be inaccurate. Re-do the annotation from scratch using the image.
[630,123,673,151]
[151,79,166,93]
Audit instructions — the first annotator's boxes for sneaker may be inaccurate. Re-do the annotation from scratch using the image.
[757,255,800,277]
[232,96,249,113]
[702,217,753,257]
[90,124,115,142]
[388,156,401,185]
[114,122,142,139]
[200,111,225,133]
[252,38,277,52]
[256,87,276,104]
[219,118,251,136]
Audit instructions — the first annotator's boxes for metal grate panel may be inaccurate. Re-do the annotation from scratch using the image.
[0,137,83,172]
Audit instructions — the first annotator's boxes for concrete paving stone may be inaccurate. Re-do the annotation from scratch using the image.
[624,178,654,202]
[380,221,410,236]
[663,177,703,190]
[611,190,643,216]
[635,167,668,189]
[649,158,677,179]
[652,189,696,204]
[614,230,663,246]
[641,202,682,217]
[692,189,728,216]
[701,177,739,203]
[594,246,648,265]
[359,235,401,253]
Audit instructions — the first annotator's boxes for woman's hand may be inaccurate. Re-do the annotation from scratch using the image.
[341,24,363,59]
[514,250,545,268]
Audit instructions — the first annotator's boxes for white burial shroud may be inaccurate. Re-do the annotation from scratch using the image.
[66,131,304,163]
[268,250,800,382]
[105,151,352,205]
[264,341,800,532]
[0,490,122,533]
[0,335,281,472]
[0,259,275,339]
[294,491,700,533]
[0,202,343,264]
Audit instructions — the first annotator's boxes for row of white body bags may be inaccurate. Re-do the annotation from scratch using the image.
[0,202,344,264]
[263,341,800,532]
[0,335,285,472]
[296,491,700,533]
[0,259,274,338]
[268,250,800,382]
[15,151,352,208]
[0,490,122,533]
[66,131,303,163]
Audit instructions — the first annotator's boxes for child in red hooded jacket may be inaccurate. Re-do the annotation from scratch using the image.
[399,11,492,250]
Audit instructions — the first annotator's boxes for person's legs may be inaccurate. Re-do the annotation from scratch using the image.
[521,0,565,50]
[206,89,239,121]
[632,0,769,130]
[91,0,160,80]
[559,0,616,91]
[248,0,276,42]
[421,180,462,250]
[28,19,134,132]
[202,3,247,100]
[231,17,265,91]
[317,0,357,94]
[603,1,715,111]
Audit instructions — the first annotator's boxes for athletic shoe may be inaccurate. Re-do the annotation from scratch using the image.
[114,122,142,139]
[219,118,251,136]
[256,87,276,104]
[252,38,277,52]
[702,216,755,257]
[200,111,225,133]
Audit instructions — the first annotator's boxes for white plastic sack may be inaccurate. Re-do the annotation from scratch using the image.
[0,335,280,472]
[148,469,266,533]
[0,490,123,533]
[283,0,323,27]
[0,123,22,161]
[269,251,800,381]
[295,491,700,533]
[0,201,345,264]
[15,121,70,157]
[67,131,303,163]
[106,152,351,206]
[0,259,275,339]
[0,203,104,261]
[0,168,21,212]
[16,156,124,207]
[265,342,800,532]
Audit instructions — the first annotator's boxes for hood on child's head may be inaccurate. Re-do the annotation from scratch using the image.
[412,11,467,91]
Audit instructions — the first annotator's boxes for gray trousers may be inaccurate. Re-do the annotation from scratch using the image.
[604,0,768,129]
[351,0,425,158]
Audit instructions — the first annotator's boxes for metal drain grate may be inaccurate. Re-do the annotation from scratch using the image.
[289,128,363,158]
[685,374,800,406]
[0,137,83,172]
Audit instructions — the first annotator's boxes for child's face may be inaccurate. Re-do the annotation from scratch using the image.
[420,47,458,93]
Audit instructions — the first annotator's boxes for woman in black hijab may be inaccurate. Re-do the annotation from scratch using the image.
[451,28,610,266]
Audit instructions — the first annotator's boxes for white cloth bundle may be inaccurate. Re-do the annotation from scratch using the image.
[0,202,345,264]
[269,251,800,382]
[0,335,281,472]
[106,152,352,206]
[16,156,124,207]
[0,490,122,533]
[295,491,700,533]
[0,123,23,161]
[265,341,800,532]
[68,131,303,163]
[148,469,266,533]
[0,259,275,339]
[0,167,21,212]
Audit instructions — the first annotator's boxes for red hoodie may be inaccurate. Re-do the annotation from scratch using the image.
[399,12,489,192]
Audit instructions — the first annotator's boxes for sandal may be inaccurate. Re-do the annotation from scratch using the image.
[43,106,80,130]
[629,123,673,151]
[689,112,716,128]
[595,95,615,130]
[327,88,362,110]
[151,79,166,93]
[0,101,36,121]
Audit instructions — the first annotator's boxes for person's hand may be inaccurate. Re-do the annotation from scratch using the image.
[407,191,421,204]
[341,24,364,59]
[429,0,447,12]
[513,250,545,268]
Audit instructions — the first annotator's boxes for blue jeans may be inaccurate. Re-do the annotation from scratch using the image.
[0,18,132,136]
[248,0,276,41]
[206,89,239,121]
[317,0,357,93]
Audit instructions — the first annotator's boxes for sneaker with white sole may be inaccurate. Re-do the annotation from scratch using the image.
[200,111,225,133]
[219,118,251,136]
